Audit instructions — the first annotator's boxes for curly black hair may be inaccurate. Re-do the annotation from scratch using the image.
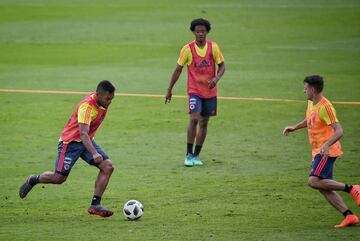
[190,18,211,32]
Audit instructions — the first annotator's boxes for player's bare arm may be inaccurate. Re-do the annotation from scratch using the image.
[79,123,103,163]
[283,118,307,136]
[165,64,183,104]
[321,122,344,156]
[209,62,225,89]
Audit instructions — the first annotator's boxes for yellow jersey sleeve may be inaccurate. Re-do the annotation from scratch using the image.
[212,42,224,64]
[78,103,97,125]
[177,42,224,66]
[319,105,338,125]
[177,45,191,66]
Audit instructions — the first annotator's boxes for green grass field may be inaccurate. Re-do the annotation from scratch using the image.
[1,0,360,240]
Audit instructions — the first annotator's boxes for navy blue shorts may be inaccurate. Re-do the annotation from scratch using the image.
[188,94,217,117]
[54,141,109,176]
[309,154,337,179]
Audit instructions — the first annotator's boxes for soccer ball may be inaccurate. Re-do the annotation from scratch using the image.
[123,200,144,220]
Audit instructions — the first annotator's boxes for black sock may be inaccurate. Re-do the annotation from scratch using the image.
[194,145,202,156]
[343,210,353,217]
[29,175,40,186]
[91,195,101,206]
[187,143,193,155]
[344,184,353,193]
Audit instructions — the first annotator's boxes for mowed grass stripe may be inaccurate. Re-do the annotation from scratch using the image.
[1,88,360,105]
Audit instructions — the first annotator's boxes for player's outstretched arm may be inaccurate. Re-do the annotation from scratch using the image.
[165,64,183,104]
[283,118,307,136]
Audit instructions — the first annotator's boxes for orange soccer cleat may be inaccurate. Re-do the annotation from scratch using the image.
[334,214,359,228]
[350,185,360,206]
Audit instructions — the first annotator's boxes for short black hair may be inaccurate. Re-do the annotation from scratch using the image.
[96,80,115,94]
[190,18,211,32]
[304,75,324,93]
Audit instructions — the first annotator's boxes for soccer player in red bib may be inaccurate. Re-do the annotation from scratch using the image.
[283,75,360,228]
[165,18,225,167]
[19,80,116,217]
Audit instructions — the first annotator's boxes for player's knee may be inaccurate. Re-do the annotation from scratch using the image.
[189,117,199,125]
[108,162,114,174]
[199,119,208,128]
[53,175,67,184]
[102,159,114,174]
[318,189,330,195]
[308,177,318,189]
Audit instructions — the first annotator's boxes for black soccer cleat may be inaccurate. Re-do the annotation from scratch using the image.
[19,175,37,199]
[88,205,114,217]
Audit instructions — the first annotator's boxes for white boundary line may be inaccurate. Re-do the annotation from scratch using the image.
[0,89,359,105]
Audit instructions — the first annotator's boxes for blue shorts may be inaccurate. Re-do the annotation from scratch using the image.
[188,94,217,117]
[309,154,337,179]
[55,141,109,176]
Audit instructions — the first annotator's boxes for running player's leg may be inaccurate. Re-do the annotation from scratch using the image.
[82,141,114,217]
[308,155,351,191]
[38,171,67,184]
[318,189,348,213]
[309,176,348,191]
[19,172,67,199]
[19,141,80,198]
[317,189,359,228]
[308,154,359,204]
[94,159,114,197]
[87,159,114,217]
[308,154,358,227]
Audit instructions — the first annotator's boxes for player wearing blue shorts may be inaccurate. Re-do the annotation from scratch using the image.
[165,18,225,167]
[283,76,360,228]
[19,80,116,217]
